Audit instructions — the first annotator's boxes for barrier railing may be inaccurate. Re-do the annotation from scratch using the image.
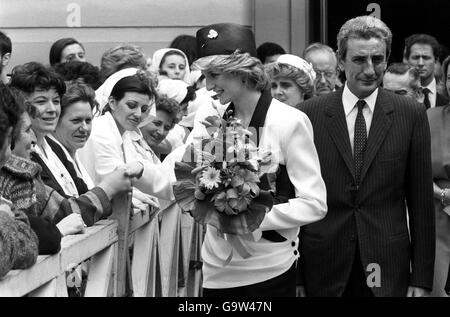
[0,193,203,297]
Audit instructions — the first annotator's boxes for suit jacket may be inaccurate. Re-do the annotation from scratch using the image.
[436,92,449,108]
[298,88,435,297]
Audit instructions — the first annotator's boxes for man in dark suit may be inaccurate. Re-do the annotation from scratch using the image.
[404,33,449,108]
[298,16,435,297]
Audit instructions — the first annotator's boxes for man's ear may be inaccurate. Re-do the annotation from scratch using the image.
[1,53,11,67]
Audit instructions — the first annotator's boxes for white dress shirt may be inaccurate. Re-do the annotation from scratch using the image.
[422,77,437,108]
[342,83,377,153]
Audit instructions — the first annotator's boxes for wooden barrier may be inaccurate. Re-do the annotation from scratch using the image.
[0,193,203,297]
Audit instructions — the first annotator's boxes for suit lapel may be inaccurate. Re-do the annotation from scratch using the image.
[324,90,355,179]
[359,89,393,183]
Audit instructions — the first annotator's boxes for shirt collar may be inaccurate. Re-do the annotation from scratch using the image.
[423,77,436,94]
[343,82,378,117]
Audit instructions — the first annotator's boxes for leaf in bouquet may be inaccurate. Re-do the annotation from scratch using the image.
[190,189,274,235]
[248,182,260,198]
[194,188,206,200]
[226,188,239,199]
[228,196,249,213]
[231,174,244,187]
[174,161,197,183]
[173,180,196,212]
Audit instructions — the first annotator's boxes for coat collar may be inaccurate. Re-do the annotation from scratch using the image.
[223,89,272,144]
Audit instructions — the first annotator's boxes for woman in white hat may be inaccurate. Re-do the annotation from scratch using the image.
[79,68,174,208]
[265,54,316,108]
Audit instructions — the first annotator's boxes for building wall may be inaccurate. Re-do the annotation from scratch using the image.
[0,0,309,72]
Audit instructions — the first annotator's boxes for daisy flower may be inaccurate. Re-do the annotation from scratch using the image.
[200,167,221,190]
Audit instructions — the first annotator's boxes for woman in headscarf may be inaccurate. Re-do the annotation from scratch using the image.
[151,48,192,84]
[79,68,174,209]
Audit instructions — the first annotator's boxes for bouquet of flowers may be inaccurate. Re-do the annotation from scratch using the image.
[172,108,276,236]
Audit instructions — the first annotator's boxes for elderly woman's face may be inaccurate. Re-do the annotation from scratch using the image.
[270,77,304,107]
[141,110,174,147]
[12,112,36,160]
[204,71,243,105]
[28,87,61,137]
[109,92,150,134]
[61,43,86,63]
[54,101,93,154]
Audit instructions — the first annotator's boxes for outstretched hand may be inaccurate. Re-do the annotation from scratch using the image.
[123,161,144,179]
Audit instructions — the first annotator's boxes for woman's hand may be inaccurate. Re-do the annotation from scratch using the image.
[123,161,144,179]
[98,167,133,200]
[57,213,86,236]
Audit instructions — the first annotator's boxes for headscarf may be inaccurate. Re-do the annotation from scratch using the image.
[95,67,156,116]
[276,54,316,83]
[150,48,191,84]
[157,78,188,103]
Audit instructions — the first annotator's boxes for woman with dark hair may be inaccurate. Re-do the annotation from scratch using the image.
[182,23,327,296]
[9,62,136,235]
[52,61,101,90]
[80,68,174,206]
[428,54,450,296]
[0,83,38,277]
[49,37,86,66]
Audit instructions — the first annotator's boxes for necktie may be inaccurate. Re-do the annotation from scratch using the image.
[354,100,367,185]
[422,87,431,109]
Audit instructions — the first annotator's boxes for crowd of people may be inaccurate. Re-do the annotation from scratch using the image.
[0,14,449,297]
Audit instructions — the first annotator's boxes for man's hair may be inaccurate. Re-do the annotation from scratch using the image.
[52,61,101,90]
[9,62,66,98]
[404,33,440,59]
[49,37,84,66]
[384,62,420,92]
[256,42,286,64]
[303,42,336,62]
[0,31,12,56]
[386,62,419,79]
[337,15,392,62]
[100,44,147,83]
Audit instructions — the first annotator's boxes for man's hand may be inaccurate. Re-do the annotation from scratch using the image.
[406,286,429,297]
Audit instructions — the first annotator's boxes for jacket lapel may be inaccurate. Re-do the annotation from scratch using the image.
[359,89,393,183]
[324,90,355,179]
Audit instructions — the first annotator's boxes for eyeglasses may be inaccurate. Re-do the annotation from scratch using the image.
[315,70,336,79]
